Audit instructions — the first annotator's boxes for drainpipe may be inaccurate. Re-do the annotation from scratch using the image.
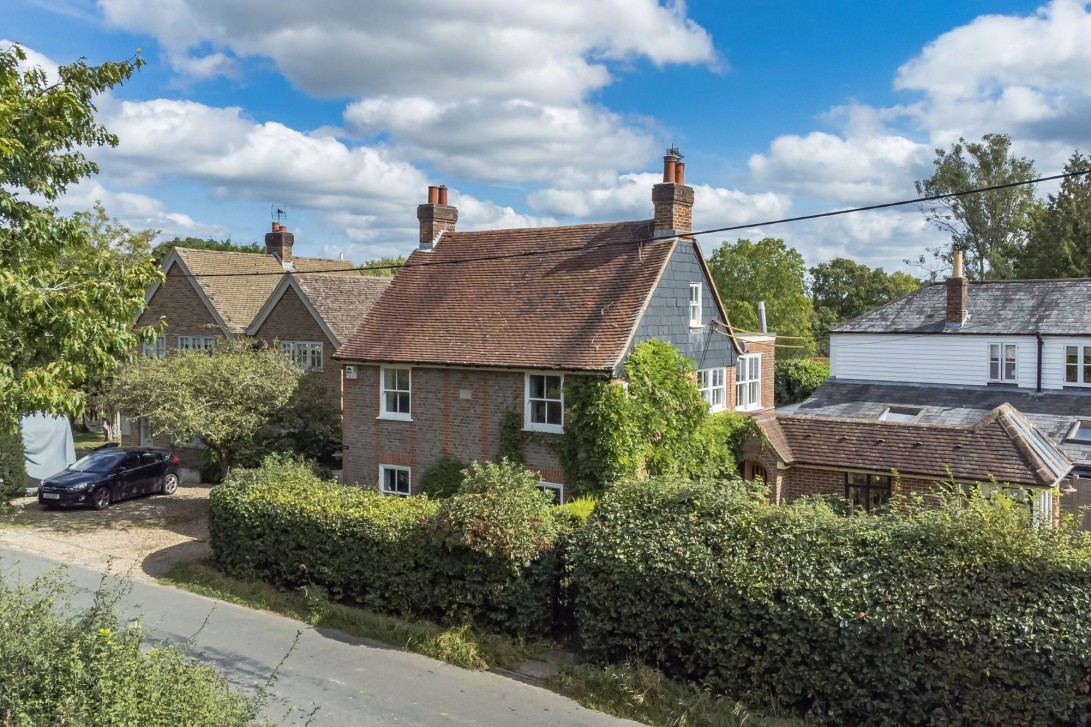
[1036,332,1044,393]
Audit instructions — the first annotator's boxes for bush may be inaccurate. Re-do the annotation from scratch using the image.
[0,572,257,725]
[0,432,26,505]
[685,411,749,480]
[210,456,560,636]
[572,478,1091,726]
[415,457,468,499]
[774,357,829,405]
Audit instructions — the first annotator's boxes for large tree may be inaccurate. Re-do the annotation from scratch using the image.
[912,133,1040,280]
[0,45,158,433]
[809,258,921,353]
[150,236,264,266]
[359,255,406,277]
[101,339,304,477]
[707,237,813,356]
[1016,151,1091,279]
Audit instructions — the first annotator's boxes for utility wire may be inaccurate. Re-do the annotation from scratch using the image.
[170,168,1091,279]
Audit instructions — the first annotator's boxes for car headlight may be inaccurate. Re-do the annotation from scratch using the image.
[69,482,92,492]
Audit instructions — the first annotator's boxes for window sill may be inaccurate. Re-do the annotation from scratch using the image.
[689,325,705,331]
[377,414,413,422]
[735,404,762,413]
[524,425,564,435]
[985,381,1018,388]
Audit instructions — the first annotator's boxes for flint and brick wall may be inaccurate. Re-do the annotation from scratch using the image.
[342,366,566,492]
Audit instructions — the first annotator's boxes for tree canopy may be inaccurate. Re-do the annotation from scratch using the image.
[707,237,813,356]
[0,45,158,433]
[150,236,264,265]
[1016,152,1091,279]
[359,255,406,277]
[912,133,1040,280]
[809,258,920,353]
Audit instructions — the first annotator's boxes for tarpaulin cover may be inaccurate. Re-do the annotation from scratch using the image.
[20,413,76,482]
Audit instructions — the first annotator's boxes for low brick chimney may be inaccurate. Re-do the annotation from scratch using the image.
[265,222,295,263]
[945,247,968,329]
[417,184,457,251]
[652,146,694,238]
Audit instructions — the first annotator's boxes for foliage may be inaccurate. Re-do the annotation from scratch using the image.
[101,338,304,477]
[359,255,407,277]
[572,478,1091,726]
[210,455,559,636]
[685,411,749,481]
[0,431,26,505]
[1017,151,1091,279]
[0,571,259,725]
[74,201,158,261]
[497,409,525,464]
[774,358,830,406]
[707,237,814,356]
[150,236,263,265]
[416,456,468,499]
[555,496,596,523]
[912,133,1040,280]
[808,258,920,354]
[254,372,341,466]
[557,377,638,495]
[0,45,160,433]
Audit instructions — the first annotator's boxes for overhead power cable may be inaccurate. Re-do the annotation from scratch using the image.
[171,168,1091,279]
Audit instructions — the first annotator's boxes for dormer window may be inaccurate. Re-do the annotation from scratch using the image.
[689,283,702,328]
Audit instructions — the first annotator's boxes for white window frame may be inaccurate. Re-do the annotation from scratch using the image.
[524,372,564,434]
[176,335,216,353]
[379,366,412,420]
[697,367,726,412]
[281,340,324,371]
[142,334,166,359]
[735,354,762,411]
[538,481,563,505]
[689,282,702,328]
[1065,345,1091,386]
[379,465,411,497]
[987,342,1017,383]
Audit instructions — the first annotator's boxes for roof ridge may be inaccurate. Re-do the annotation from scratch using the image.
[445,219,651,237]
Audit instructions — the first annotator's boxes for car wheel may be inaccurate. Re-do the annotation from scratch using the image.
[91,486,112,510]
[161,473,179,495]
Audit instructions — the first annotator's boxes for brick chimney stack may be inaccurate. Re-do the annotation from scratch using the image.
[418,184,457,251]
[265,222,295,263]
[945,247,968,328]
[652,147,694,238]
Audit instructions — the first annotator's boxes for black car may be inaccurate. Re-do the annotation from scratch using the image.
[38,447,181,510]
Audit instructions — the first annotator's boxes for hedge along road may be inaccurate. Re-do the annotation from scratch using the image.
[0,546,636,727]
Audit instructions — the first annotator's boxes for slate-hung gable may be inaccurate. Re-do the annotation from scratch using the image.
[336,151,776,496]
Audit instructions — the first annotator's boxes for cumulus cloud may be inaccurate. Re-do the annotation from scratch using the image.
[53,180,228,240]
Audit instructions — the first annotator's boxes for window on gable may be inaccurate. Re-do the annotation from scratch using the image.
[525,372,563,433]
[846,473,891,513]
[142,334,166,359]
[380,367,411,419]
[697,368,726,412]
[988,342,1017,382]
[689,282,702,328]
[380,465,411,496]
[1065,345,1091,385]
[878,406,922,423]
[281,341,323,371]
[176,335,216,353]
[735,354,762,410]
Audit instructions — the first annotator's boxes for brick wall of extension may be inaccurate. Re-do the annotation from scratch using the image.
[342,366,566,491]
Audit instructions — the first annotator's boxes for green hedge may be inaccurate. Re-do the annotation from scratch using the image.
[0,432,26,505]
[572,478,1091,726]
[210,456,560,636]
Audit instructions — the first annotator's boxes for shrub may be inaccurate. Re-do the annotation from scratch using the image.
[416,457,467,498]
[774,357,829,405]
[210,455,559,636]
[572,478,1091,726]
[0,432,26,505]
[0,572,257,725]
[685,411,749,480]
[556,496,596,524]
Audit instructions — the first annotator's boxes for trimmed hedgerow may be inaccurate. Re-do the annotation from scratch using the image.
[210,456,559,636]
[572,477,1091,727]
[0,432,26,505]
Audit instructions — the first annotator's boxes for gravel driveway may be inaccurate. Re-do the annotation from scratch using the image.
[0,482,212,580]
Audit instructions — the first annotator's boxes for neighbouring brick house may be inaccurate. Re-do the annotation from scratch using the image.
[335,151,775,499]
[247,273,391,403]
[123,223,356,479]
[743,249,1088,523]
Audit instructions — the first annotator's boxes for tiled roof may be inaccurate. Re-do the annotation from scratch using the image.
[757,404,1072,487]
[833,278,1091,335]
[293,274,392,345]
[336,221,677,371]
[790,380,1091,468]
[173,249,356,333]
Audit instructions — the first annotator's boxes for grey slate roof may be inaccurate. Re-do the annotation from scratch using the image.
[833,278,1091,335]
[794,380,1091,469]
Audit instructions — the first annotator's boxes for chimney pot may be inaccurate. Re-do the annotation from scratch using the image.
[662,155,676,184]
[427,185,440,205]
[438,185,448,206]
[675,162,685,186]
[265,224,295,263]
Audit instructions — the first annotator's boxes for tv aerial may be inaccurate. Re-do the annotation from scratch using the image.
[270,204,288,224]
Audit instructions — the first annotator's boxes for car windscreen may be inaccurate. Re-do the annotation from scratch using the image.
[70,450,127,473]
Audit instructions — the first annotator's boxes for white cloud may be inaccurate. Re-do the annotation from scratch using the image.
[53,180,228,240]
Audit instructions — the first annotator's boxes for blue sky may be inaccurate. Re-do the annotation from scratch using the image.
[8,1,1091,272]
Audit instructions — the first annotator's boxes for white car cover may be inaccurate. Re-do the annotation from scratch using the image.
[20,413,77,484]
